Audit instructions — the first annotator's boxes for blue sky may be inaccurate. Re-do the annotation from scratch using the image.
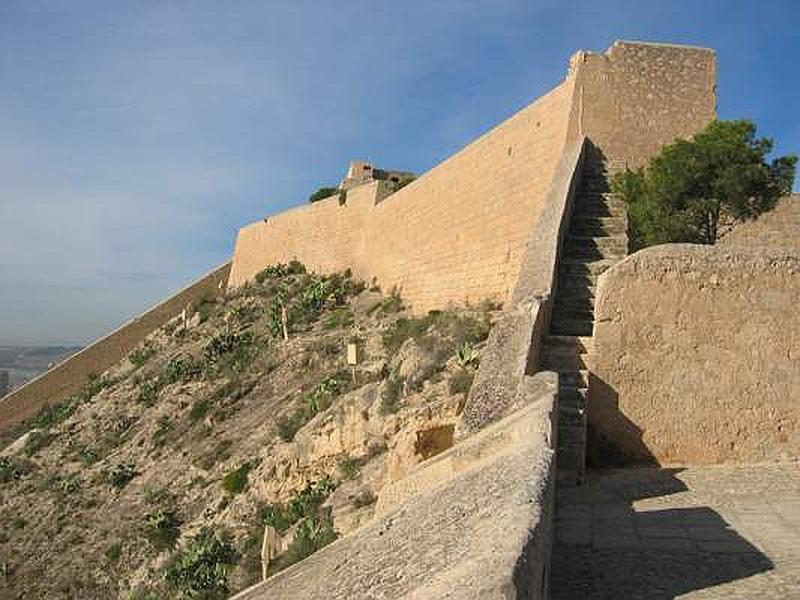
[1,1,798,345]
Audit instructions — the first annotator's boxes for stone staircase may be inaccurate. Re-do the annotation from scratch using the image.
[541,160,628,486]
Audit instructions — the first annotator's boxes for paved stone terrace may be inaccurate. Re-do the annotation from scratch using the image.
[552,462,800,599]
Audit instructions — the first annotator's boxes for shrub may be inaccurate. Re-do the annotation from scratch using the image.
[221,463,251,495]
[145,509,182,552]
[194,439,232,471]
[105,542,122,563]
[279,513,336,567]
[0,456,34,484]
[260,477,337,533]
[382,316,434,353]
[203,331,254,364]
[308,186,338,203]
[163,355,202,385]
[613,119,797,248]
[352,490,377,508]
[152,416,173,449]
[338,455,363,480]
[380,376,404,415]
[449,369,474,395]
[323,307,353,330]
[129,341,157,369]
[276,411,306,443]
[162,528,238,599]
[189,399,210,423]
[23,429,53,457]
[107,463,137,490]
[137,377,162,406]
[191,295,217,324]
[456,341,480,369]
[394,175,416,191]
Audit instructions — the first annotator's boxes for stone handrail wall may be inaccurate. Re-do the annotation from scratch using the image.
[459,137,587,435]
[588,244,800,465]
[232,372,559,600]
[0,263,231,435]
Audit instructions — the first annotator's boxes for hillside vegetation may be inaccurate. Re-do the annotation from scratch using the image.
[0,263,498,599]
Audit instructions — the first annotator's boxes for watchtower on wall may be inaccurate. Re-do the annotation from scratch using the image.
[340,160,415,192]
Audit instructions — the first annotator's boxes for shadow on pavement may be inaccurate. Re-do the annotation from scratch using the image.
[551,467,774,599]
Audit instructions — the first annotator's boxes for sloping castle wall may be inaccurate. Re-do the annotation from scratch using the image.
[228,41,716,312]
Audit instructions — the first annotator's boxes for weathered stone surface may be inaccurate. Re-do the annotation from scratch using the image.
[720,194,800,251]
[232,383,557,600]
[589,244,800,465]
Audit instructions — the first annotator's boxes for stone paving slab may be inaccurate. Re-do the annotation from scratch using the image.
[551,462,800,599]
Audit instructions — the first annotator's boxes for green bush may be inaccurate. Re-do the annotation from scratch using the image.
[137,376,162,406]
[191,295,217,324]
[105,542,122,563]
[162,528,238,599]
[323,307,353,330]
[276,411,306,443]
[152,416,173,449]
[278,513,336,567]
[352,490,377,508]
[308,186,339,203]
[163,354,202,385]
[612,119,797,248]
[456,341,480,369]
[189,399,210,423]
[260,477,337,534]
[338,455,364,480]
[449,369,475,395]
[145,509,182,552]
[107,463,137,490]
[380,376,404,415]
[129,341,157,369]
[253,261,304,283]
[23,429,53,456]
[221,463,251,495]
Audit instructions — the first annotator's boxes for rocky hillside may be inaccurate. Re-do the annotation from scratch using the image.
[0,263,498,599]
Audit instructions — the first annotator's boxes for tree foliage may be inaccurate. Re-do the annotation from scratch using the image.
[308,186,338,203]
[612,120,796,248]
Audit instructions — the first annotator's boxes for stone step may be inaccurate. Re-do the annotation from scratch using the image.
[546,335,594,354]
[580,181,610,194]
[557,440,586,470]
[560,369,589,388]
[557,468,584,487]
[569,215,627,236]
[559,387,587,411]
[550,314,593,337]
[560,369,589,389]
[564,236,628,260]
[560,257,617,278]
[572,201,627,219]
[542,347,591,371]
[555,285,595,303]
[554,294,594,313]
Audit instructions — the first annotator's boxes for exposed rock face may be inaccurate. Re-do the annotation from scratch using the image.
[589,244,800,465]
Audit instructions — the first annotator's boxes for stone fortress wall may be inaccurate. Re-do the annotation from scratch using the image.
[228,41,716,314]
[229,75,577,313]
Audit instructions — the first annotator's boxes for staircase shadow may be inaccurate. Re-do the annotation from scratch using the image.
[553,371,775,598]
